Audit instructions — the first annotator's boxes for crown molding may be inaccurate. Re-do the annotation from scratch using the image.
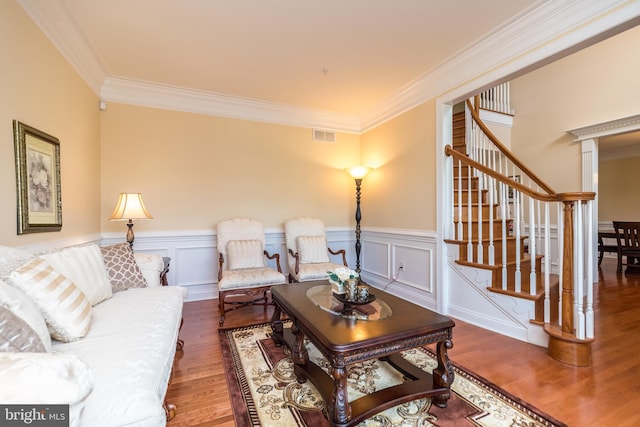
[100,77,361,133]
[17,0,108,94]
[568,114,640,141]
[18,0,640,133]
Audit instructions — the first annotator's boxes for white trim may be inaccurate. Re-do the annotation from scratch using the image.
[568,114,640,140]
[570,115,640,275]
[100,77,362,133]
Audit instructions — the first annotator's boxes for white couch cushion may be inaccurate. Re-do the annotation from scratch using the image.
[51,286,185,427]
[292,262,347,282]
[0,279,51,351]
[219,267,285,290]
[10,258,92,342]
[297,236,330,263]
[0,352,93,427]
[40,244,113,306]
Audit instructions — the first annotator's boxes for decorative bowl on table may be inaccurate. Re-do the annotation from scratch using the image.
[332,292,376,306]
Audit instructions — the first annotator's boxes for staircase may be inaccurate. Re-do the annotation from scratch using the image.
[444,96,595,367]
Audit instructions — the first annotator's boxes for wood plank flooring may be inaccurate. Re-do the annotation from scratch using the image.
[166,258,640,426]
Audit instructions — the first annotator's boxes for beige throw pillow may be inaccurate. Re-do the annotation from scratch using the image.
[9,258,92,343]
[226,240,265,270]
[297,236,330,264]
[41,244,113,306]
[100,243,148,292]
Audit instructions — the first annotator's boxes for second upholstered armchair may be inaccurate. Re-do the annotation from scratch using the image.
[284,217,348,283]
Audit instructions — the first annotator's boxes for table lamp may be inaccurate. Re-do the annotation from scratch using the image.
[109,193,153,249]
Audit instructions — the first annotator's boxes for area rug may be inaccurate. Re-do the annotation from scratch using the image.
[220,322,566,427]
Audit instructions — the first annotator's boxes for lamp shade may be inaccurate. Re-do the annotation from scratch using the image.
[347,166,371,180]
[109,193,153,221]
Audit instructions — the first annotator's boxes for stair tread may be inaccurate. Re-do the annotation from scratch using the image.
[543,323,595,343]
[455,254,542,270]
[444,235,525,244]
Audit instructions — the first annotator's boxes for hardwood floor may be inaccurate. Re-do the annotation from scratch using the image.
[166,258,640,426]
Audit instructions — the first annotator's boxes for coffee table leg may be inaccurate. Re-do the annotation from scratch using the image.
[432,338,454,408]
[291,322,309,383]
[270,303,283,346]
[329,365,351,425]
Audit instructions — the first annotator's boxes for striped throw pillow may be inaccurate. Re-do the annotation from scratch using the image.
[9,258,92,342]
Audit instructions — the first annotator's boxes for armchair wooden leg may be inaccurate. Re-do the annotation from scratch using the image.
[219,292,226,327]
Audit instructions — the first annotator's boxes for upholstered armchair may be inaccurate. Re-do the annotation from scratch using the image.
[216,218,286,326]
[284,217,348,283]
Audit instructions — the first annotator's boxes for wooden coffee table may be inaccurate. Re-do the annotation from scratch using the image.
[270,281,455,426]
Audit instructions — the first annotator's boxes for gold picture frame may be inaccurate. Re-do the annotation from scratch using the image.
[13,120,62,234]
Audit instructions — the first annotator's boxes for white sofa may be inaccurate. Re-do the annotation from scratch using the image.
[0,242,185,426]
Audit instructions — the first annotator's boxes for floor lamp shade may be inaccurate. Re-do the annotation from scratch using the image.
[109,193,153,247]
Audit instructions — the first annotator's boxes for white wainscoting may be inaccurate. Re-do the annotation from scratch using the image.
[16,227,436,305]
[360,228,438,311]
[103,227,436,304]
[103,228,355,302]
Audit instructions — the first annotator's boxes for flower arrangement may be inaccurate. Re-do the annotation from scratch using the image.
[327,267,359,294]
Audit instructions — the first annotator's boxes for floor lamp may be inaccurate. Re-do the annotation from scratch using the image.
[347,166,370,274]
[109,193,153,249]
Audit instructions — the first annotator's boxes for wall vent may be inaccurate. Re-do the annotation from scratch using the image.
[312,129,336,143]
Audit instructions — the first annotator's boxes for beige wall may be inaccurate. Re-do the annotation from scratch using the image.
[5,1,637,245]
[0,2,101,247]
[360,101,437,230]
[599,156,640,223]
[509,25,640,193]
[99,104,361,233]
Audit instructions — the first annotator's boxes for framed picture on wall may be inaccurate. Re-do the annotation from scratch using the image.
[13,120,62,234]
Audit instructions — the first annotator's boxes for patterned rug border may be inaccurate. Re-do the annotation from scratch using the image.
[219,321,567,427]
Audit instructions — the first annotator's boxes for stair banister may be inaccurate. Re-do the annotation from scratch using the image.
[445,141,596,365]
[468,98,555,195]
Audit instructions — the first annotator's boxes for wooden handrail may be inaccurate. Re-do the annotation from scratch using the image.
[466,99,556,195]
[445,145,595,203]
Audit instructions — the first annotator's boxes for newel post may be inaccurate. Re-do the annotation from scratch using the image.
[561,200,575,334]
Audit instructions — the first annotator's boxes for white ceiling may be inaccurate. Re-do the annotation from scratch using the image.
[17,0,640,132]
